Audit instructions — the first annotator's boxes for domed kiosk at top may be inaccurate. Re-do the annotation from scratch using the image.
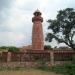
[32,9,44,50]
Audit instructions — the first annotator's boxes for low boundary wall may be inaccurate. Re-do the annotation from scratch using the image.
[0,50,75,66]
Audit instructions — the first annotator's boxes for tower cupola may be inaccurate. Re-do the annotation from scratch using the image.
[32,10,44,50]
[32,9,43,22]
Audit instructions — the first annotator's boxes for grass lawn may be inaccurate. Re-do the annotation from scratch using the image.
[0,69,62,75]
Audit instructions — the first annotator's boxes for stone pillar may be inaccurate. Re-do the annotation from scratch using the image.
[32,9,44,50]
[50,51,54,66]
[7,52,11,62]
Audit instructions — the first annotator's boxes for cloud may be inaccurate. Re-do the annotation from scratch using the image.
[0,31,25,46]
[0,0,75,47]
[0,0,13,10]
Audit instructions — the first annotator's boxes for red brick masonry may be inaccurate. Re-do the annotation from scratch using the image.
[32,10,44,50]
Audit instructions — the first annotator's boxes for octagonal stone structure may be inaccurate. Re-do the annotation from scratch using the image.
[32,10,44,50]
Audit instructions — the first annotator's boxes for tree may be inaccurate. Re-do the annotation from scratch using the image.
[0,46,20,52]
[8,46,20,52]
[44,45,53,50]
[0,46,8,49]
[46,8,75,50]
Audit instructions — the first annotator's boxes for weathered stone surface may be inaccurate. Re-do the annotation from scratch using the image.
[32,10,44,50]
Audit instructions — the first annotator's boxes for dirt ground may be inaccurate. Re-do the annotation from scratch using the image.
[0,69,62,75]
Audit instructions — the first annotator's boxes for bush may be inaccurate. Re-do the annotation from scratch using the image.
[72,55,75,64]
[44,45,53,50]
[51,65,66,74]
[0,46,20,52]
[35,59,50,71]
[51,64,75,75]
[8,46,20,52]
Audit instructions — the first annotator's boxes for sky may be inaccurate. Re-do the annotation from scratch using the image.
[0,0,75,47]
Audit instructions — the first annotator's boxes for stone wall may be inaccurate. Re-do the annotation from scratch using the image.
[0,50,75,67]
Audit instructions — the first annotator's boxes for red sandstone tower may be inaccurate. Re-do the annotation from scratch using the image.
[32,10,44,50]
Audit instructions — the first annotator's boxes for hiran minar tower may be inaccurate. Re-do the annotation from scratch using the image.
[32,10,44,50]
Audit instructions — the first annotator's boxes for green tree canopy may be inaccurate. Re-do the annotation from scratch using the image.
[8,46,20,52]
[46,8,75,50]
[44,45,53,50]
[0,46,20,52]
